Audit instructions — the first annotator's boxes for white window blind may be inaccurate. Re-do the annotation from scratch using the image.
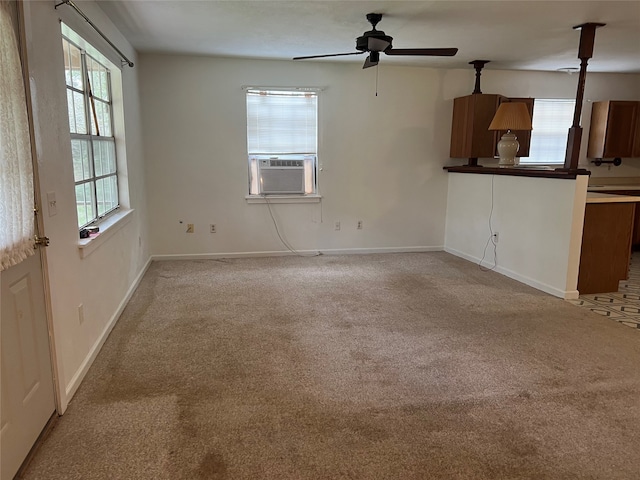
[246,90,317,155]
[523,99,575,164]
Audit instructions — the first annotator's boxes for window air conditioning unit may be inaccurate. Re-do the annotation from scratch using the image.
[258,158,305,194]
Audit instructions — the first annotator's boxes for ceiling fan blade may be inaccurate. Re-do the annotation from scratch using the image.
[367,37,391,52]
[293,52,364,60]
[363,52,379,69]
[385,48,458,57]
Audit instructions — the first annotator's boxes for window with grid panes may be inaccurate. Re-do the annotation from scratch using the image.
[62,35,119,228]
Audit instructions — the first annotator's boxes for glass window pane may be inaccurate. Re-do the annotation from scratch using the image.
[76,182,96,227]
[66,89,76,132]
[87,59,110,102]
[72,139,92,182]
[87,61,110,102]
[67,90,87,134]
[93,68,103,100]
[101,70,110,102]
[63,40,72,86]
[85,56,98,98]
[96,175,118,217]
[93,100,112,137]
[93,139,116,177]
[66,41,83,90]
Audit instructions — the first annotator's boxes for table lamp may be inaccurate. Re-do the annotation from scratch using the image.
[488,102,533,167]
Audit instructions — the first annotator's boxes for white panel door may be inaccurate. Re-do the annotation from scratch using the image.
[1,249,56,479]
[1,0,57,476]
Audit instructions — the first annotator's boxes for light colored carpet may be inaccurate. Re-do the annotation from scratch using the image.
[22,252,640,479]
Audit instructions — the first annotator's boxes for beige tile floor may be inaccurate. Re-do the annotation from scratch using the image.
[567,254,640,329]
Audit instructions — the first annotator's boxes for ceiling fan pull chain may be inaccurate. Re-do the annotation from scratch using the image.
[375,65,379,96]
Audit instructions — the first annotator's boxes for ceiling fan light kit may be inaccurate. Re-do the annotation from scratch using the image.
[293,13,458,69]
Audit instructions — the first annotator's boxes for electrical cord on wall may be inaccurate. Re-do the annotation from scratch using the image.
[479,175,498,272]
[262,195,320,257]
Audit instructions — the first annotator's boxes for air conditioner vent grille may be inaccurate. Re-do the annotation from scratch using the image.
[260,168,304,194]
[266,159,304,167]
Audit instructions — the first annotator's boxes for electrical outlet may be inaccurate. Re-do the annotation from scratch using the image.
[335,221,341,231]
[186,224,194,233]
[357,220,363,230]
[493,232,499,243]
[210,224,216,233]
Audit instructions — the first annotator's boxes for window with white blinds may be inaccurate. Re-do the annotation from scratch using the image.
[522,99,575,164]
[246,89,318,195]
[246,89,317,155]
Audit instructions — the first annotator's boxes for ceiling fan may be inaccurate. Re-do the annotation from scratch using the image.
[293,13,458,69]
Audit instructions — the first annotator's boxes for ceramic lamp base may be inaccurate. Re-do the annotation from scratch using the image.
[497,131,519,167]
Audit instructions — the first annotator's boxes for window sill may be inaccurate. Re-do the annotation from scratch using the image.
[77,209,134,259]
[245,195,322,204]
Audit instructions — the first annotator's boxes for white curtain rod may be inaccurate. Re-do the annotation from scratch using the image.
[55,0,134,68]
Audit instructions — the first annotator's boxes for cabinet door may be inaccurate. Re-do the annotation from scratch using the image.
[449,94,502,159]
[633,101,640,158]
[450,95,473,158]
[494,97,534,157]
[578,202,635,294]
[603,101,638,158]
[593,189,640,245]
[587,101,609,159]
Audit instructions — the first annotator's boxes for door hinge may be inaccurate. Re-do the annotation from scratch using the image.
[34,235,50,247]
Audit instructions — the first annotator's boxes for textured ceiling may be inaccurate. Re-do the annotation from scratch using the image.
[96,0,640,73]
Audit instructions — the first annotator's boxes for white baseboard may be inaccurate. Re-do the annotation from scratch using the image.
[563,290,580,300]
[64,256,153,409]
[444,247,569,299]
[152,246,443,261]
[320,246,443,255]
[152,250,320,261]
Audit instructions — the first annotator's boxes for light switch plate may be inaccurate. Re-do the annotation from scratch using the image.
[46,191,57,216]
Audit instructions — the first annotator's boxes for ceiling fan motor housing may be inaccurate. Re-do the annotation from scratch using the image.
[356,31,393,52]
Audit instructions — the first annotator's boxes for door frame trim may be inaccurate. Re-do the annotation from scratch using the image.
[17,0,63,415]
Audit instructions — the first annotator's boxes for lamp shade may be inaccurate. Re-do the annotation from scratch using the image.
[488,102,533,131]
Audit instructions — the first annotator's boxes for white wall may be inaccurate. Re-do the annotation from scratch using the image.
[23,0,149,411]
[140,54,639,258]
[141,55,452,256]
[444,173,589,299]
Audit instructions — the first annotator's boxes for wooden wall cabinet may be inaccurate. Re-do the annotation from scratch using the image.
[634,107,640,158]
[450,94,503,160]
[449,94,534,163]
[587,100,640,160]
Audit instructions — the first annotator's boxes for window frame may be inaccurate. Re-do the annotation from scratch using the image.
[245,87,319,197]
[62,33,120,229]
